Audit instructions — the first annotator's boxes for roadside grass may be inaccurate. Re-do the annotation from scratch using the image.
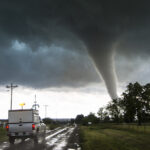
[95,123,150,134]
[0,127,8,142]
[79,124,150,150]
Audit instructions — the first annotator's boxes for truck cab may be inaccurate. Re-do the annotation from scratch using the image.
[6,109,46,144]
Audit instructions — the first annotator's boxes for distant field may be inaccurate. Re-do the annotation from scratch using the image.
[0,127,8,142]
[79,124,150,150]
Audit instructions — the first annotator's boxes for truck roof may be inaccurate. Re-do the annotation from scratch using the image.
[9,109,38,112]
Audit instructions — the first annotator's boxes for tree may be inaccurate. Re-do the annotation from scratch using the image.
[75,114,84,124]
[103,116,110,122]
[106,98,123,123]
[97,107,109,122]
[97,82,150,125]
[43,118,53,124]
[86,112,99,124]
[121,82,150,125]
[97,107,104,121]
[143,84,150,115]
[70,119,75,124]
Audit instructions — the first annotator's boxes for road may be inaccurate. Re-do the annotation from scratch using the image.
[0,125,81,150]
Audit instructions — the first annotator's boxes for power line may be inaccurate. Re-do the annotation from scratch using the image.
[6,83,18,110]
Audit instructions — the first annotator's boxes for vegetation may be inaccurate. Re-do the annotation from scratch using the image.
[75,82,150,126]
[79,124,150,150]
[43,117,72,130]
[75,113,99,125]
[43,118,61,130]
[0,127,8,142]
[75,82,150,150]
[103,82,150,125]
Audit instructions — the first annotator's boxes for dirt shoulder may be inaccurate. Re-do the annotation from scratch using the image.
[65,125,81,150]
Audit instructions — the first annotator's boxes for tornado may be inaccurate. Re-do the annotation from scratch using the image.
[75,25,119,99]
[89,50,118,99]
[85,38,118,99]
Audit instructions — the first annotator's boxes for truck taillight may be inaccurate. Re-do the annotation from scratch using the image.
[6,124,9,131]
[32,124,35,130]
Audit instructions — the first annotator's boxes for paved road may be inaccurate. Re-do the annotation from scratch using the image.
[0,125,80,150]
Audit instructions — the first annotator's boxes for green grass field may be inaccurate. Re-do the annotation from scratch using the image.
[79,124,150,150]
[0,127,8,142]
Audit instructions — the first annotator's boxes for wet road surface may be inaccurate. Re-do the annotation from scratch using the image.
[0,125,81,150]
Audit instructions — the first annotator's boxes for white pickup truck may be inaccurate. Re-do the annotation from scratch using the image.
[6,109,46,144]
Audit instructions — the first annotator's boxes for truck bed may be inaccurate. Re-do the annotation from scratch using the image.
[8,109,39,137]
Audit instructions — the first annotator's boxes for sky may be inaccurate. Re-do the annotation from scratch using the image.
[0,0,150,118]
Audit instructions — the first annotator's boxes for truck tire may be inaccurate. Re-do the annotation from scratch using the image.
[9,137,15,144]
[43,129,46,137]
[34,136,38,144]
[42,130,46,143]
[21,138,26,143]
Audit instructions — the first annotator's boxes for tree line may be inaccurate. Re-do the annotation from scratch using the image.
[75,82,150,125]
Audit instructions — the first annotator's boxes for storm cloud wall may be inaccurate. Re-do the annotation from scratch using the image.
[0,0,150,99]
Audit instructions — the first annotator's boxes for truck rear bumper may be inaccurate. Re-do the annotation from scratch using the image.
[8,132,35,138]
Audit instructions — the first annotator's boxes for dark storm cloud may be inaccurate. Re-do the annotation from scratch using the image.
[0,41,100,88]
[0,0,150,98]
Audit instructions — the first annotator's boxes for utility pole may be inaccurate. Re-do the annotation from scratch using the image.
[6,83,18,110]
[44,105,48,118]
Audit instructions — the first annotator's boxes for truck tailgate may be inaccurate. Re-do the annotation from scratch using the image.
[9,123,33,133]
